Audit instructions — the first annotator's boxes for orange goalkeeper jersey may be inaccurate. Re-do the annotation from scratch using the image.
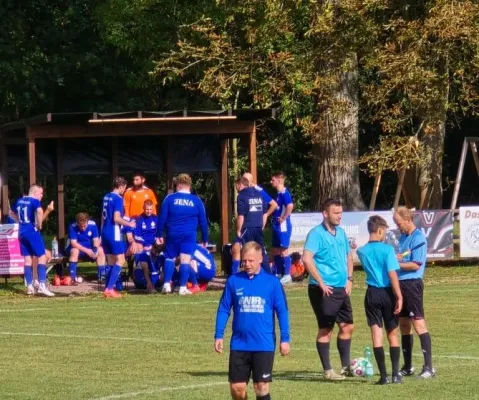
[123,186,158,218]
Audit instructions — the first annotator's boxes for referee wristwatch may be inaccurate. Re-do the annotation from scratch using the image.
[347,276,354,282]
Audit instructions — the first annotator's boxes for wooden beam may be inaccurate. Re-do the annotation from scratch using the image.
[89,116,237,123]
[369,173,381,211]
[220,139,229,272]
[451,138,468,210]
[166,137,174,194]
[56,139,65,249]
[393,168,406,209]
[27,135,37,186]
[248,123,257,181]
[469,141,479,177]
[111,136,119,179]
[0,143,8,221]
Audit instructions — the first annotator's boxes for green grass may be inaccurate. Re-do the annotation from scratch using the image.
[0,267,478,399]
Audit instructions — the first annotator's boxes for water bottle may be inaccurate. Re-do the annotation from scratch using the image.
[363,346,374,377]
[51,237,59,258]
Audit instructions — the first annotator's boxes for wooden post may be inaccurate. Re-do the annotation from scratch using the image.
[27,129,37,186]
[469,140,479,177]
[111,136,119,179]
[0,143,8,221]
[369,173,381,211]
[220,139,229,272]
[393,168,407,209]
[451,138,468,210]
[56,139,65,249]
[166,137,174,194]
[232,138,238,217]
[248,123,257,182]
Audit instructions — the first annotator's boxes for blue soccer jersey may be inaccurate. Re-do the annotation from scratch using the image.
[357,241,400,288]
[101,192,124,254]
[133,214,157,247]
[253,184,274,207]
[68,221,99,249]
[13,196,42,235]
[237,187,264,229]
[304,223,351,288]
[397,229,427,280]
[192,245,216,281]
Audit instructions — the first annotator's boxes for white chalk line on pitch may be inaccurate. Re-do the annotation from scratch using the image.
[90,382,226,400]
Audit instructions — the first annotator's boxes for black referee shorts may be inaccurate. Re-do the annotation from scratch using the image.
[364,286,398,331]
[229,351,275,383]
[399,279,425,319]
[308,285,354,329]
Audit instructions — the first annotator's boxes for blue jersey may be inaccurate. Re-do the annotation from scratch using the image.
[101,192,124,241]
[272,188,293,232]
[254,185,273,207]
[357,241,399,288]
[215,269,290,352]
[304,223,351,288]
[133,214,157,247]
[397,229,427,280]
[156,191,208,242]
[237,187,264,229]
[12,196,42,235]
[192,245,216,281]
[68,220,99,249]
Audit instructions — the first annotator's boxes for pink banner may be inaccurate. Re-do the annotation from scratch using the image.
[0,224,24,275]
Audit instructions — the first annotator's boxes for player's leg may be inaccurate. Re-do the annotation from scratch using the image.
[253,229,271,274]
[68,247,80,281]
[252,352,274,400]
[337,291,354,376]
[104,238,125,298]
[95,246,107,281]
[383,287,401,383]
[32,239,54,297]
[279,247,291,285]
[229,351,252,400]
[271,230,282,276]
[398,280,415,376]
[178,239,195,295]
[162,237,179,294]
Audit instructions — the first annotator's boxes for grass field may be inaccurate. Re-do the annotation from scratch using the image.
[0,266,478,400]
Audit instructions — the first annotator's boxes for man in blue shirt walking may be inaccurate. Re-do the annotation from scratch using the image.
[215,241,290,400]
[357,215,403,385]
[156,173,208,295]
[302,198,354,380]
[393,206,435,379]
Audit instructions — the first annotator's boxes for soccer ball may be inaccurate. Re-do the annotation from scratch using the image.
[350,358,367,377]
[76,276,84,283]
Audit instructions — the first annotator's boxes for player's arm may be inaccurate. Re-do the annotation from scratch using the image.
[387,247,403,313]
[197,198,209,246]
[8,209,19,223]
[149,189,159,215]
[70,239,93,255]
[35,206,44,230]
[42,201,54,222]
[214,278,234,353]
[141,261,153,288]
[113,211,135,228]
[123,190,131,218]
[273,280,291,356]
[302,249,331,294]
[155,197,169,242]
[236,195,246,236]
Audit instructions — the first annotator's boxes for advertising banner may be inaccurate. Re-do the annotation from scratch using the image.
[0,224,25,275]
[459,206,479,257]
[290,210,453,261]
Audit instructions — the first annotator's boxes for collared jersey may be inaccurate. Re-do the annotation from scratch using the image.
[133,214,157,247]
[237,187,265,229]
[12,196,42,235]
[124,186,158,218]
[156,191,208,242]
[253,184,274,206]
[68,220,99,249]
[215,269,290,351]
[272,188,293,232]
[357,241,399,288]
[304,223,351,288]
[397,228,427,280]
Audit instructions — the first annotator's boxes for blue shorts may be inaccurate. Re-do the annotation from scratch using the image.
[65,245,97,262]
[101,235,125,256]
[234,227,265,247]
[197,264,215,282]
[133,267,160,289]
[19,231,46,257]
[165,233,196,259]
[272,229,292,248]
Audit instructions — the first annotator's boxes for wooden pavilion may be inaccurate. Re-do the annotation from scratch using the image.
[0,109,274,254]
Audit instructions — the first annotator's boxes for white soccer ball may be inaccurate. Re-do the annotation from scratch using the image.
[350,358,367,377]
[76,277,84,283]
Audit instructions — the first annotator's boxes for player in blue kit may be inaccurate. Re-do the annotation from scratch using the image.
[270,172,294,285]
[10,184,54,296]
[66,212,106,284]
[242,172,278,228]
[101,177,136,298]
[215,241,290,400]
[187,244,216,292]
[393,206,435,379]
[357,215,403,385]
[155,173,208,296]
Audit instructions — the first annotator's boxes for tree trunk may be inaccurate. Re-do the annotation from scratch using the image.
[311,55,366,211]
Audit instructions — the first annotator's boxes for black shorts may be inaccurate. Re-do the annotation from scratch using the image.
[399,279,425,319]
[235,227,265,247]
[229,351,275,383]
[308,285,354,329]
[364,286,398,331]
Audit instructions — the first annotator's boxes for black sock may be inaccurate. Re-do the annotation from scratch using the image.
[390,346,400,376]
[337,338,352,368]
[419,332,433,369]
[401,334,414,369]
[316,341,331,371]
[373,347,387,378]
[256,395,271,400]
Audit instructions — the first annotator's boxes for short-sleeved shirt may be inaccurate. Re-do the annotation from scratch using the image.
[304,223,350,288]
[237,187,265,229]
[68,220,99,249]
[272,188,293,233]
[397,229,427,280]
[123,186,158,218]
[253,185,273,206]
[357,241,399,288]
[12,196,42,235]
[101,192,124,241]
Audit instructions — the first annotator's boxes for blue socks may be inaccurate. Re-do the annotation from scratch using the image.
[37,264,47,283]
[189,268,198,286]
[179,263,189,287]
[283,255,292,276]
[69,262,77,279]
[24,266,33,285]
[274,255,283,275]
[163,258,175,285]
[232,260,241,274]
[106,265,122,290]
